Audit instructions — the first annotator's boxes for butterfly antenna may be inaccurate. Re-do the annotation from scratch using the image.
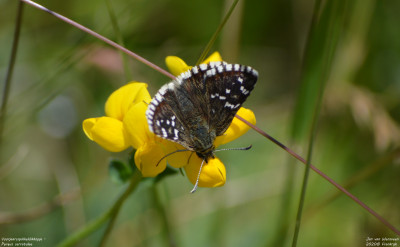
[189,146,252,192]
[156,149,190,167]
[190,159,206,193]
[214,144,252,152]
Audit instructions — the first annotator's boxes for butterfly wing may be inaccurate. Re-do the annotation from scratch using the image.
[146,61,258,151]
[146,65,213,151]
[146,82,193,150]
[202,62,258,136]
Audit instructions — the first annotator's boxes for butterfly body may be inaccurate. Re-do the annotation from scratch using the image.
[146,61,258,162]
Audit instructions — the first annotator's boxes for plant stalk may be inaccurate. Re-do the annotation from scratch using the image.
[57,171,142,247]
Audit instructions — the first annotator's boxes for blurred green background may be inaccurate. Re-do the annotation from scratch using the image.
[0,0,399,246]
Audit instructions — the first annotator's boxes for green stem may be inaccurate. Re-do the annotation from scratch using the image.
[292,0,346,245]
[98,194,124,247]
[290,1,324,244]
[196,0,239,65]
[57,170,142,247]
[0,1,24,155]
[291,88,321,247]
[270,1,323,244]
[151,184,177,247]
[269,152,296,246]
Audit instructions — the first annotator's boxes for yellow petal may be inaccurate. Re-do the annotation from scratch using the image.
[214,107,256,147]
[123,101,152,149]
[166,52,223,77]
[105,82,151,121]
[165,56,191,76]
[83,118,97,141]
[135,141,167,177]
[159,140,192,169]
[184,156,226,188]
[82,117,130,152]
[200,51,223,64]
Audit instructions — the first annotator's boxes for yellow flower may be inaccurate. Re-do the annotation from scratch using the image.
[82,52,256,188]
[82,82,168,177]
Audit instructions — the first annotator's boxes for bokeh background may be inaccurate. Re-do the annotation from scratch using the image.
[0,0,399,246]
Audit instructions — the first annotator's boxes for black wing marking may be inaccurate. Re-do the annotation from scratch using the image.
[145,62,258,150]
[202,63,258,136]
[146,82,192,149]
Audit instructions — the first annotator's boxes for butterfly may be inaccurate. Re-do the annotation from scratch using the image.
[145,61,258,162]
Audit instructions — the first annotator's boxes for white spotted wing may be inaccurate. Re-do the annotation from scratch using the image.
[145,61,258,152]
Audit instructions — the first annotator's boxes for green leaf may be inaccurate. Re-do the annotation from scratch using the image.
[291,0,346,142]
[108,159,133,184]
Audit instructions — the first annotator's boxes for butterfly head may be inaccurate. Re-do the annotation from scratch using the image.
[194,145,215,162]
